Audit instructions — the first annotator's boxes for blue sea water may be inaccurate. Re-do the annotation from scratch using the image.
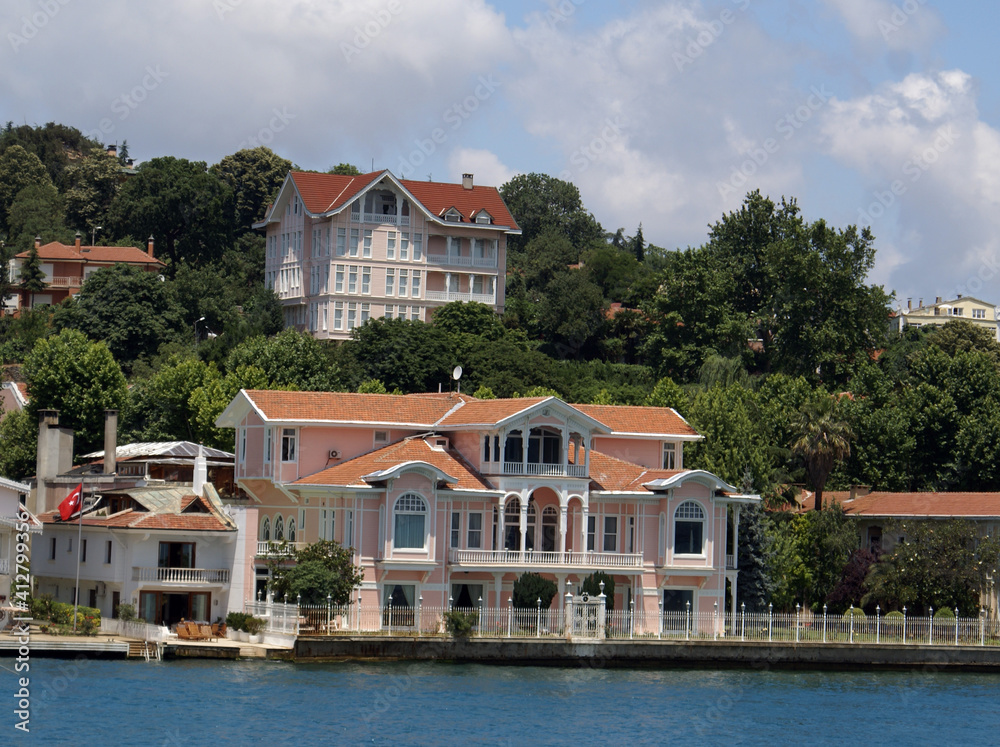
[8,658,1000,745]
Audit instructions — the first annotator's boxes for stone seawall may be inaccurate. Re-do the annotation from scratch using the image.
[294,636,1000,671]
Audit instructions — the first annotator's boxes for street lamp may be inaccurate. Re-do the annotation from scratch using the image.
[194,316,206,343]
[91,225,102,245]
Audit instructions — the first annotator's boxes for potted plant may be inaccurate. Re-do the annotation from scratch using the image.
[245,616,265,643]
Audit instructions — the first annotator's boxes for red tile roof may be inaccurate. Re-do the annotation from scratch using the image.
[587,450,684,492]
[244,390,463,426]
[436,397,549,427]
[812,491,1000,518]
[293,437,494,491]
[16,241,163,266]
[285,171,518,229]
[38,492,233,532]
[573,404,700,438]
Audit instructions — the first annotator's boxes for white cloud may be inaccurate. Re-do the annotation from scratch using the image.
[446,148,515,188]
[823,0,945,53]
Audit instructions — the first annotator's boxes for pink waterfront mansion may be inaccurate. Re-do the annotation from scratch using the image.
[217,390,759,620]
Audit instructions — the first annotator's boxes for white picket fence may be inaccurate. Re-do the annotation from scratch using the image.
[289,602,1000,646]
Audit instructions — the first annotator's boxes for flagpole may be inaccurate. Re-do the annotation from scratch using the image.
[72,480,87,633]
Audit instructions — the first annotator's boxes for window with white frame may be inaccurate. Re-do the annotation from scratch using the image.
[261,516,271,542]
[410,306,420,321]
[674,501,705,555]
[400,233,409,260]
[335,265,344,293]
[387,231,396,259]
[361,303,370,324]
[363,230,372,258]
[393,493,427,549]
[386,269,395,296]
[662,443,677,470]
[973,308,986,319]
[350,229,359,257]
[281,428,297,462]
[347,302,357,330]
[348,266,358,294]
[468,512,482,549]
[334,301,344,330]
[448,236,463,257]
[413,233,423,261]
[603,516,618,552]
[362,267,371,294]
[451,512,461,548]
[287,517,296,542]
[239,428,246,464]
[399,269,408,297]
[337,228,346,257]
[587,515,596,551]
[384,304,394,319]
[274,515,284,541]
[412,271,421,297]
[264,427,272,464]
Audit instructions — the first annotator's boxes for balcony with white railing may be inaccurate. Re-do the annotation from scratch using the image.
[425,253,498,269]
[351,211,410,227]
[47,276,83,288]
[0,558,9,575]
[132,567,230,584]
[256,541,308,557]
[726,554,736,570]
[424,290,496,305]
[480,462,587,478]
[449,549,645,571]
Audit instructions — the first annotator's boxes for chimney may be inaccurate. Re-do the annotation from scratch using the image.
[147,235,155,258]
[918,297,923,308]
[848,485,872,501]
[34,409,74,515]
[193,445,208,497]
[936,296,942,304]
[907,298,912,310]
[957,294,963,299]
[462,173,473,190]
[103,409,118,475]
[107,144,117,158]
[34,236,41,249]
[74,232,81,249]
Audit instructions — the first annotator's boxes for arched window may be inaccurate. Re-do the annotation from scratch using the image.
[674,501,705,555]
[542,506,558,552]
[504,498,520,550]
[274,515,284,542]
[394,493,427,549]
[261,516,271,542]
[287,517,297,543]
[526,502,537,550]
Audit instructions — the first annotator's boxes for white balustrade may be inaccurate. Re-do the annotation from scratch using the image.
[352,212,410,226]
[0,558,9,574]
[425,254,498,269]
[424,290,496,304]
[497,462,586,478]
[449,549,644,569]
[131,567,230,584]
[256,541,308,557]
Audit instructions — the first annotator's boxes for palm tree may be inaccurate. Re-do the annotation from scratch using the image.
[790,396,854,511]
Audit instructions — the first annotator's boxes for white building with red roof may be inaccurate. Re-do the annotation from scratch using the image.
[216,390,759,625]
[255,170,520,338]
[7,234,164,312]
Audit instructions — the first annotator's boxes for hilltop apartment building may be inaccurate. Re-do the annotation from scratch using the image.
[894,295,999,341]
[255,171,519,339]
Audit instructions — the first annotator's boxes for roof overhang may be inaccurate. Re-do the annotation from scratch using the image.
[362,461,457,486]
[642,470,743,495]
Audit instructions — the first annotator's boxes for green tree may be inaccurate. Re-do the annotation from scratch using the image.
[211,147,292,231]
[790,395,853,511]
[226,329,339,391]
[53,264,186,373]
[534,270,606,359]
[62,154,122,233]
[106,156,235,267]
[0,145,54,232]
[24,329,128,454]
[338,318,452,393]
[580,571,615,610]
[0,409,37,481]
[268,540,364,605]
[735,503,772,611]
[644,377,687,411]
[511,572,558,609]
[499,173,604,256]
[18,245,46,293]
[328,163,362,175]
[926,319,1000,363]
[6,183,71,252]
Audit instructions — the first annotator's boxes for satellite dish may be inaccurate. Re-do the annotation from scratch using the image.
[452,365,463,381]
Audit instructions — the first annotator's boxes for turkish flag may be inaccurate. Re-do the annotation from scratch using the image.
[58,484,83,521]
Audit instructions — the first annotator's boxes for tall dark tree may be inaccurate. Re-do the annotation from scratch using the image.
[211,147,292,232]
[790,395,854,511]
[0,145,53,232]
[106,156,235,267]
[19,244,46,293]
[630,223,645,263]
[499,173,603,255]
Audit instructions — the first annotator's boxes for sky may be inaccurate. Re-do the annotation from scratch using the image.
[3,0,999,305]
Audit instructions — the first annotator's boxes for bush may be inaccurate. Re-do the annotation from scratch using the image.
[885,610,904,620]
[243,616,265,636]
[226,611,250,631]
[117,603,137,623]
[444,609,478,637]
[511,572,557,610]
[842,607,867,620]
[934,607,956,619]
[580,572,615,611]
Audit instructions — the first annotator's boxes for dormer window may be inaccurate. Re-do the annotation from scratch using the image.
[443,208,462,223]
[474,210,493,225]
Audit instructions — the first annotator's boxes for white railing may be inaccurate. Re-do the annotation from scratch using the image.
[424,290,496,304]
[0,558,9,574]
[352,212,410,226]
[132,567,231,584]
[100,617,171,643]
[726,554,736,570]
[246,600,300,635]
[256,541,308,557]
[294,602,1000,647]
[449,549,645,569]
[48,276,81,288]
[425,254,498,269]
[495,462,587,477]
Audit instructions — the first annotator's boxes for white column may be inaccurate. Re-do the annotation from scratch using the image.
[560,426,569,471]
[519,493,528,560]
[497,496,505,551]
[492,572,503,607]
[581,505,589,553]
[733,506,741,568]
[559,505,568,555]
[521,423,529,474]
[445,271,452,299]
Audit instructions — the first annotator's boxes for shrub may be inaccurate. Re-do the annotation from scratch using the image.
[842,607,867,620]
[884,610,904,620]
[934,607,956,619]
[117,603,137,623]
[580,572,615,611]
[444,609,478,637]
[226,611,250,631]
[243,616,265,636]
[511,572,557,610]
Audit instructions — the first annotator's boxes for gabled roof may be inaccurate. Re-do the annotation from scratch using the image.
[1,381,28,409]
[586,450,685,492]
[0,476,31,494]
[292,437,495,492]
[256,170,519,231]
[38,485,236,532]
[815,491,1000,519]
[81,441,234,461]
[15,241,163,267]
[573,404,701,439]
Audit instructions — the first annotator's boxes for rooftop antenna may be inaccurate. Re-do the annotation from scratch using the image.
[452,365,463,395]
